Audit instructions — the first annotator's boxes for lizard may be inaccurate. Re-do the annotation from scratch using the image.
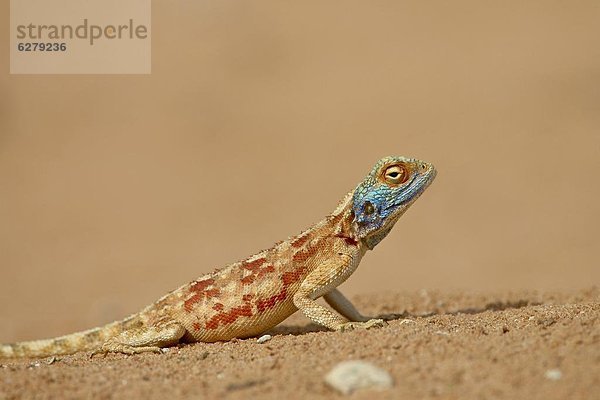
[0,156,436,358]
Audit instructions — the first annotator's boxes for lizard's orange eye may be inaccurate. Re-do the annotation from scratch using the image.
[383,164,408,185]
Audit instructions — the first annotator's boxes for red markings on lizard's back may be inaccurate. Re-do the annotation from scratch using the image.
[242,257,266,272]
[240,258,275,285]
[190,278,214,292]
[291,233,310,248]
[292,243,319,263]
[184,278,220,312]
[205,304,253,330]
[260,265,275,275]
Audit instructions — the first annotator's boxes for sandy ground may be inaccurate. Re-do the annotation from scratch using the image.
[1,288,598,400]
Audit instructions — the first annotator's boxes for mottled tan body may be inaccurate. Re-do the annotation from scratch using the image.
[1,193,376,358]
[140,192,370,343]
[1,156,436,358]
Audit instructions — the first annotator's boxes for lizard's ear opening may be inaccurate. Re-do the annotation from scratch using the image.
[363,201,376,215]
[353,200,382,238]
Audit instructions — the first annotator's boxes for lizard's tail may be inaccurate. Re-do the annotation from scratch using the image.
[0,315,139,358]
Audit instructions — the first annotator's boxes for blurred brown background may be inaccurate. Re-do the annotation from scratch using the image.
[1,1,599,342]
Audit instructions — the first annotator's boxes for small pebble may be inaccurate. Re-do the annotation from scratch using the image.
[257,334,272,344]
[325,360,393,395]
[160,348,170,354]
[545,369,562,381]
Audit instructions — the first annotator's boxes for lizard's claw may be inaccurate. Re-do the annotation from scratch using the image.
[336,318,387,332]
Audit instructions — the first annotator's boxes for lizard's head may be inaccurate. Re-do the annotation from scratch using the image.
[352,156,436,249]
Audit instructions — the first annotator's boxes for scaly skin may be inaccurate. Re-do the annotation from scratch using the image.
[0,156,436,358]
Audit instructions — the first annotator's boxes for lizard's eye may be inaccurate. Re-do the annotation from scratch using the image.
[383,164,408,185]
[363,201,375,215]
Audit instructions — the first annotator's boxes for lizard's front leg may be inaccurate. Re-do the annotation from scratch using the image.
[292,255,385,332]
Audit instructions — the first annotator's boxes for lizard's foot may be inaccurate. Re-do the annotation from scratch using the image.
[89,321,186,358]
[335,318,386,332]
[90,343,163,358]
[98,343,163,356]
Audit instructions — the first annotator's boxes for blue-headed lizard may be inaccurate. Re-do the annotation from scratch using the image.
[0,156,436,358]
